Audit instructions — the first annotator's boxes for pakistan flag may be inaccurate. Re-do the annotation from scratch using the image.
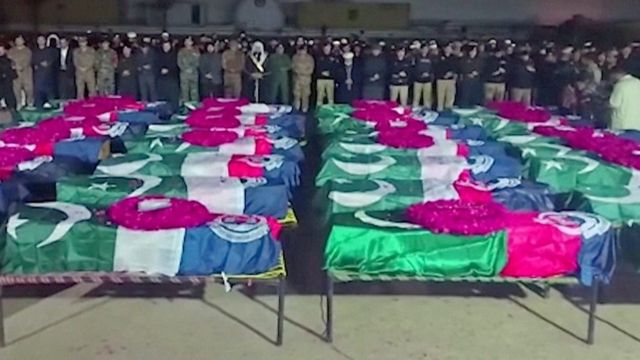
[57,175,273,216]
[315,153,468,186]
[459,112,530,138]
[316,179,468,216]
[567,185,640,224]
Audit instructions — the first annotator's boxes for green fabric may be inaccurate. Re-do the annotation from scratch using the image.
[2,203,116,274]
[564,186,640,224]
[95,153,188,177]
[315,153,466,186]
[124,137,204,155]
[324,212,507,277]
[57,175,190,209]
[18,107,63,123]
[459,112,530,137]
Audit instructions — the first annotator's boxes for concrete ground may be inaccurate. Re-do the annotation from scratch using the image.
[2,118,640,359]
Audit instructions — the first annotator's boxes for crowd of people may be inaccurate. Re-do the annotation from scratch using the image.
[0,31,639,128]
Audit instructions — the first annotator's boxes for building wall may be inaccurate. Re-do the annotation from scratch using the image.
[0,0,119,26]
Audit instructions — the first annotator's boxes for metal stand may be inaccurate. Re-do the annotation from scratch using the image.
[587,275,600,345]
[0,285,4,348]
[276,277,286,346]
[325,274,334,343]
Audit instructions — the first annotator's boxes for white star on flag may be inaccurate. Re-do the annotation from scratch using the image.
[521,148,537,157]
[469,117,484,125]
[542,160,564,171]
[150,138,164,149]
[88,182,115,191]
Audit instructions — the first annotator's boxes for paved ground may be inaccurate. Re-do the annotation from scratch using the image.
[2,117,640,359]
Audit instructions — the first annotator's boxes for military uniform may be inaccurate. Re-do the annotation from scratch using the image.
[73,47,97,99]
[222,49,245,98]
[7,46,33,107]
[177,47,200,102]
[266,53,291,104]
[292,53,314,112]
[96,47,117,95]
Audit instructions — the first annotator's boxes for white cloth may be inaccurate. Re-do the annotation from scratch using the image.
[181,152,231,177]
[184,177,245,215]
[610,75,640,131]
[114,227,185,276]
[60,47,69,71]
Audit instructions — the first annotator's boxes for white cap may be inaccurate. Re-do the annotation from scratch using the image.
[127,32,137,39]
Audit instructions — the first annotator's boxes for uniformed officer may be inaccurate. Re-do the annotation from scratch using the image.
[435,42,459,111]
[292,45,314,112]
[96,38,117,95]
[222,39,245,98]
[73,36,97,99]
[8,35,33,108]
[389,47,412,106]
[32,34,57,108]
[0,44,17,110]
[266,43,292,104]
[315,42,337,106]
[178,36,200,102]
[412,43,435,108]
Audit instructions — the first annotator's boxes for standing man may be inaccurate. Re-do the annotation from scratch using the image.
[157,41,180,110]
[315,42,337,106]
[96,38,117,96]
[116,44,138,98]
[435,42,459,111]
[362,44,387,100]
[222,39,245,98]
[389,47,412,106]
[8,35,33,108]
[178,36,200,103]
[73,36,97,99]
[57,37,75,99]
[0,44,17,110]
[136,38,157,102]
[458,44,483,108]
[412,43,435,108]
[292,45,314,112]
[609,67,640,130]
[245,41,268,102]
[336,52,363,104]
[200,41,223,99]
[483,46,508,103]
[509,50,536,106]
[32,34,57,108]
[266,43,292,104]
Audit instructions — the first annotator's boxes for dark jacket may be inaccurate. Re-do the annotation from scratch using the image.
[136,48,156,76]
[117,54,138,97]
[0,55,17,84]
[435,55,459,80]
[509,59,536,89]
[389,57,412,86]
[336,61,364,102]
[413,54,434,83]
[459,56,483,81]
[315,54,337,80]
[32,46,58,86]
[483,55,508,83]
[362,55,387,86]
[156,50,179,79]
[199,52,223,84]
[57,46,74,74]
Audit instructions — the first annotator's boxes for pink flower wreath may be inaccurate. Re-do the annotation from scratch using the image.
[406,200,508,236]
[108,196,213,230]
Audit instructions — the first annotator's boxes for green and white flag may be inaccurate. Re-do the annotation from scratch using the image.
[57,175,261,215]
[460,113,530,137]
[316,153,468,186]
[322,133,460,159]
[572,185,640,224]
[95,152,239,177]
[4,202,186,276]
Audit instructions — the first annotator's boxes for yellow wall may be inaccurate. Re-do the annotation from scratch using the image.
[297,3,410,30]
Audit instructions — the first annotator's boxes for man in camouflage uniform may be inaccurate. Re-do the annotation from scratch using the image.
[95,38,117,95]
[73,36,97,99]
[7,35,33,108]
[177,36,200,102]
[292,45,315,112]
[222,39,245,98]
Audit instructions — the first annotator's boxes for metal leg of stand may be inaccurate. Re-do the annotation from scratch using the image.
[0,285,5,348]
[326,274,334,343]
[276,277,286,346]
[587,276,599,345]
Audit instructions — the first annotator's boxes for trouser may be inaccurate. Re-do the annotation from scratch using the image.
[316,79,335,106]
[389,85,409,106]
[270,78,290,104]
[0,82,17,110]
[76,70,96,99]
[201,81,223,99]
[484,83,506,103]
[138,73,157,102]
[436,79,456,111]
[117,76,138,99]
[224,73,242,98]
[412,82,433,108]
[34,83,55,109]
[458,79,483,108]
[97,71,115,96]
[362,84,385,100]
[13,70,33,108]
[293,76,311,112]
[511,87,532,106]
[180,74,199,102]
[58,71,76,99]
